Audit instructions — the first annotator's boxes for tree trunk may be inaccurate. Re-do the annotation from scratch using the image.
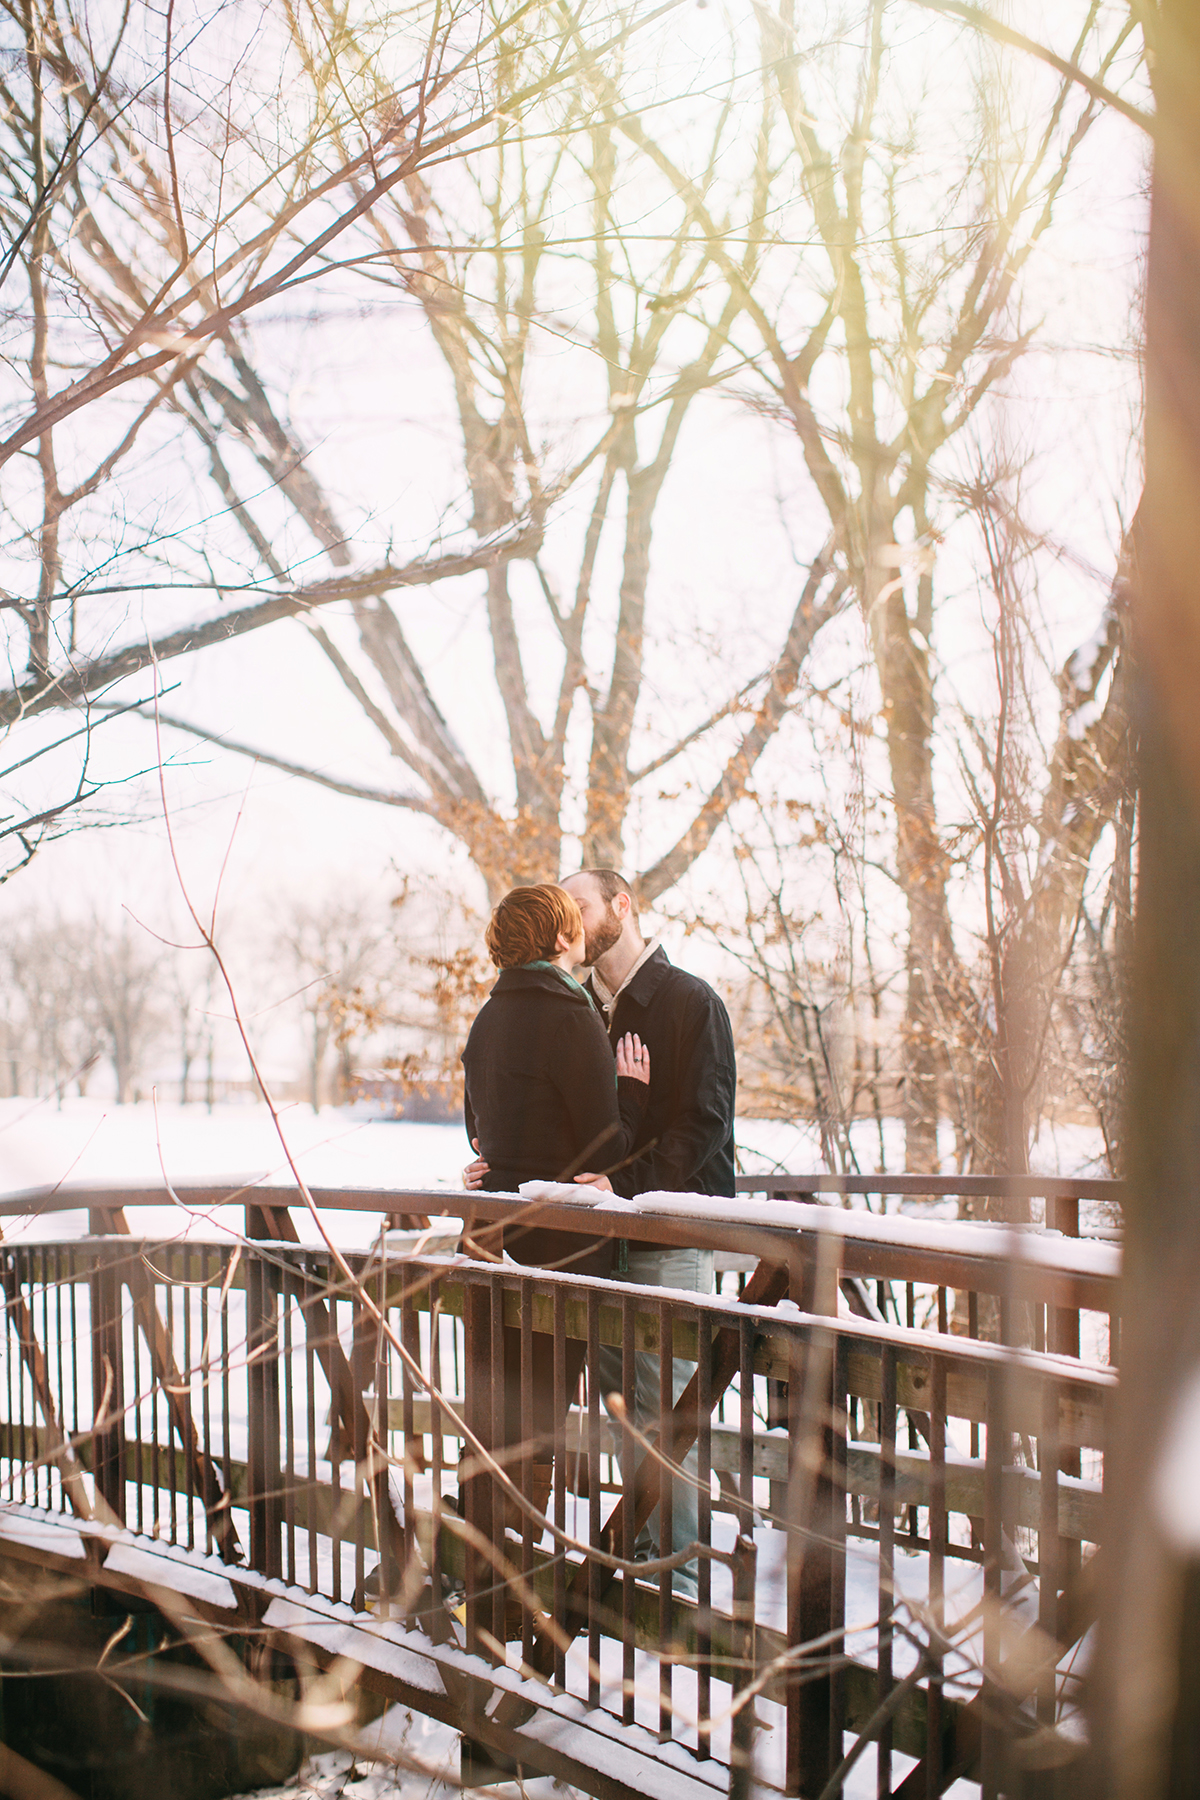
[873,572,956,1174]
[1090,6,1200,1788]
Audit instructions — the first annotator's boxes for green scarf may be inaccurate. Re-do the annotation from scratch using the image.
[522,958,589,997]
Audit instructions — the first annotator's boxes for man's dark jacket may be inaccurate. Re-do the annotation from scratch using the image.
[584,946,736,1211]
[462,964,646,1276]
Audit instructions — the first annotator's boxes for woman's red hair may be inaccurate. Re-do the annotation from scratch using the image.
[485,884,584,969]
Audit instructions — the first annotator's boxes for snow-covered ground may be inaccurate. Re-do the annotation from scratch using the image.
[0,1097,470,1245]
[0,1095,1111,1220]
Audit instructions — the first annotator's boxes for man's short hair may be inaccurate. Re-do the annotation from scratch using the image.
[569,868,639,922]
[485,884,584,969]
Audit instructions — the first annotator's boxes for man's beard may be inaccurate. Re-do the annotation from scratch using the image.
[583,911,623,966]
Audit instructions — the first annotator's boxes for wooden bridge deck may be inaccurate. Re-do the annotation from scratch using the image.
[0,1177,1120,1799]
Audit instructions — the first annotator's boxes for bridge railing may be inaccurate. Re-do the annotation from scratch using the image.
[0,1179,1118,1798]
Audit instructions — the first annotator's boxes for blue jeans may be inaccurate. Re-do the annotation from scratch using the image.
[596,1246,714,1598]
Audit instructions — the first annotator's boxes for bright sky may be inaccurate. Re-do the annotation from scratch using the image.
[0,0,1150,984]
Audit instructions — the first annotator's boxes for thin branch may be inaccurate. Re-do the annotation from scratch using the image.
[904,0,1152,134]
[95,703,435,812]
[0,526,539,727]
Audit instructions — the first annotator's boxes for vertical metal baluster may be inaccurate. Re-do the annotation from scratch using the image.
[400,1272,418,1610]
[553,1283,567,1690]
[330,1284,343,1605]
[429,1278,443,1619]
[1109,1310,1120,1365]
[201,1248,214,1553]
[22,1248,33,1508]
[738,1315,754,1537]
[31,1248,41,1510]
[267,1255,282,1578]
[9,1249,21,1486]
[926,1357,946,1799]
[167,1254,178,1543]
[221,1252,232,1564]
[377,1255,390,1616]
[3,1255,12,1499]
[313,1281,322,1591]
[20,1249,31,1507]
[968,1291,980,1462]
[352,1287,368,1611]
[733,1314,756,1766]
[247,1251,282,1580]
[28,1248,39,1504]
[40,1246,50,1510]
[588,1288,602,1713]
[462,1276,490,1665]
[4,1255,12,1491]
[828,1337,848,1785]
[183,1245,195,1549]
[131,1267,143,1534]
[785,1325,802,1796]
[729,1531,758,1800]
[19,1251,29,1504]
[877,1345,896,1800]
[981,1364,1003,1800]
[622,1290,636,1725]
[696,1306,712,1758]
[937,1287,948,1336]
[70,1259,79,1454]
[452,1294,462,1405]
[655,1297,677,1740]
[5,1254,15,1501]
[8,1267,18,1504]
[284,1289,296,1586]
[54,1252,66,1519]
[521,1276,535,1665]
[490,1277,506,1654]
[90,1245,125,1523]
[904,1282,919,1541]
[1038,1377,1061,1731]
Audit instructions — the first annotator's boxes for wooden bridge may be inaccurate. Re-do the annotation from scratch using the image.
[0,1175,1119,1799]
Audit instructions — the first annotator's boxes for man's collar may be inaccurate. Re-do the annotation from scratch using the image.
[591,938,664,1012]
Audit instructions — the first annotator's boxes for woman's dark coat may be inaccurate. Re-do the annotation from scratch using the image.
[462,964,647,1277]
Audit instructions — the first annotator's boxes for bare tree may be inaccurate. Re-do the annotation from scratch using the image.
[1091,3,1200,1788]
[2,911,165,1101]
[0,0,637,867]
[723,1,1141,1171]
[124,0,1142,1171]
[274,894,399,1111]
[0,0,1147,1190]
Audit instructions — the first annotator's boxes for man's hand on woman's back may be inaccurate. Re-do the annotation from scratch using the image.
[462,1137,488,1191]
[461,1033,646,1190]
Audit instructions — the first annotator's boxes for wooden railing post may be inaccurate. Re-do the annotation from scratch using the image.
[1047,1194,1085,1583]
[246,1252,282,1578]
[728,1532,758,1800]
[461,1277,497,1660]
[89,1246,126,1522]
[785,1325,840,1797]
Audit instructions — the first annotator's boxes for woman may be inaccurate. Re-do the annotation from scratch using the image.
[461,883,650,1529]
[463,881,650,1269]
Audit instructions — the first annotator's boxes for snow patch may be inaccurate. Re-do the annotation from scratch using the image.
[104,1540,238,1608]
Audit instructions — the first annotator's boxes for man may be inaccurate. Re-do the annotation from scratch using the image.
[561,868,736,1596]
[463,868,736,1593]
[559,869,736,1204]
